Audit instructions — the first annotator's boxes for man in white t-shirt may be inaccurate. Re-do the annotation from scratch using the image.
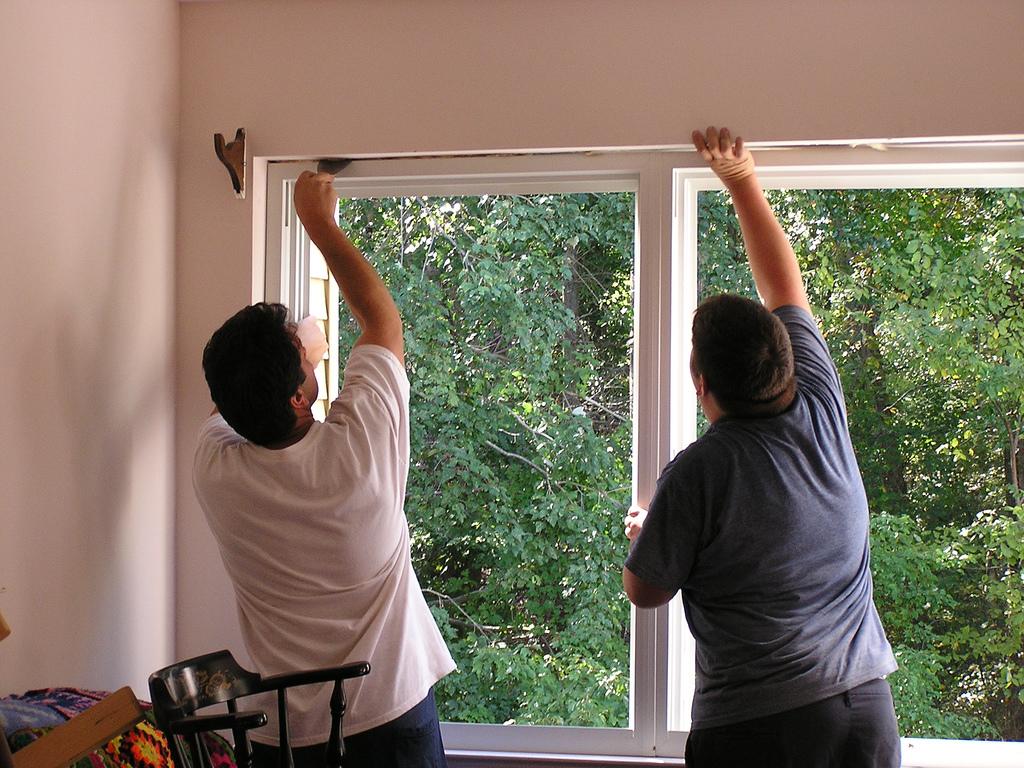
[194,171,456,768]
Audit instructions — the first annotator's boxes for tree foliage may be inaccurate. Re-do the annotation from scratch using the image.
[331,182,1024,740]
[337,193,635,726]
[700,187,1024,740]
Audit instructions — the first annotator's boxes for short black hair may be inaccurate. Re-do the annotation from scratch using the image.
[691,294,795,418]
[202,302,303,445]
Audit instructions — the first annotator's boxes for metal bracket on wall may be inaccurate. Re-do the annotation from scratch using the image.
[316,158,352,175]
[214,128,246,198]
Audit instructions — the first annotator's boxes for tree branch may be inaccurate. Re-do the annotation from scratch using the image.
[485,439,548,477]
[576,394,629,424]
[422,587,494,639]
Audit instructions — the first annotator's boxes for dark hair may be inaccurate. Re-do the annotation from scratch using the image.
[691,294,795,418]
[202,302,304,445]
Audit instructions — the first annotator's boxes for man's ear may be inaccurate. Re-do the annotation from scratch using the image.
[290,390,307,409]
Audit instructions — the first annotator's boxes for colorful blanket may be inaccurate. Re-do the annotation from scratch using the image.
[0,688,235,768]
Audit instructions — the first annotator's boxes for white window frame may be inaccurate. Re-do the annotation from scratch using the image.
[267,151,686,762]
[675,143,1024,768]
[262,139,1024,767]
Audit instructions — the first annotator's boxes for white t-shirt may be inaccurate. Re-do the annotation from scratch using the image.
[193,344,456,744]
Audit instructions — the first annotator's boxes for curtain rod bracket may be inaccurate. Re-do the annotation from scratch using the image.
[317,158,352,175]
[214,128,246,198]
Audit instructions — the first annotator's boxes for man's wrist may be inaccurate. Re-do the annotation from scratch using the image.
[722,173,763,199]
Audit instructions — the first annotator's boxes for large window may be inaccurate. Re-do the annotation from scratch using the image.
[268,152,684,761]
[339,190,635,731]
[676,153,1024,768]
[265,143,1024,766]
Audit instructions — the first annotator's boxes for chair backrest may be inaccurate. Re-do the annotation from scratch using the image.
[149,649,262,719]
[149,649,269,768]
[149,650,369,768]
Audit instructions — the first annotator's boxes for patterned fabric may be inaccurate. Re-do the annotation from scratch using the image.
[0,687,110,729]
[8,726,107,768]
[0,700,66,733]
[2,689,235,768]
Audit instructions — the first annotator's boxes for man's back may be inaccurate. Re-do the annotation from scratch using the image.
[627,306,896,728]
[194,344,455,745]
[624,126,900,768]
[196,344,410,593]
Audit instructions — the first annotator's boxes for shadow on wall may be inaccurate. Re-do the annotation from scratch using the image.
[3,111,174,696]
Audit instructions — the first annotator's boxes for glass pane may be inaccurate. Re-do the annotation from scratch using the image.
[332,192,636,727]
[697,186,1024,742]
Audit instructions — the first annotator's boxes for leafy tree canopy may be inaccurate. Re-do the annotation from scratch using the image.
[331,184,1024,739]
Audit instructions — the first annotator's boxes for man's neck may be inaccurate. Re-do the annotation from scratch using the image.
[264,410,315,449]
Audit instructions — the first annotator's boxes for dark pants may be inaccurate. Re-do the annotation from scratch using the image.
[251,689,447,768]
[684,678,901,768]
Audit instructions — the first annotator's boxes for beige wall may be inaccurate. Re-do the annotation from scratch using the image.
[0,0,178,697]
[0,0,1019,701]
[176,0,1024,660]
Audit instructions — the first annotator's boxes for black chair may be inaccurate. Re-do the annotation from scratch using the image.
[148,649,370,768]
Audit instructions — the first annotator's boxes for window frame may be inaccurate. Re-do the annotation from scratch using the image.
[673,145,1024,768]
[267,150,687,760]
[262,139,1024,766]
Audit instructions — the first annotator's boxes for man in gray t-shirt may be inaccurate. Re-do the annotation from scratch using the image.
[623,127,900,768]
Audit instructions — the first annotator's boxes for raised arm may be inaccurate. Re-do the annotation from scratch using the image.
[693,127,810,314]
[293,171,404,363]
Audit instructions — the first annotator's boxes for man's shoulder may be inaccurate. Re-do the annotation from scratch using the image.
[350,342,405,366]
[773,304,816,334]
[196,412,245,447]
[659,429,729,483]
[774,305,838,377]
[774,305,830,356]
[344,344,408,386]
[193,414,246,489]
[327,344,410,426]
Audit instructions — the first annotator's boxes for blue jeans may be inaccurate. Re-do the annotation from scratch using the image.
[684,678,901,768]
[251,689,447,768]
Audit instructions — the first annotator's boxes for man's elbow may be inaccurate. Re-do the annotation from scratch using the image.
[623,567,675,608]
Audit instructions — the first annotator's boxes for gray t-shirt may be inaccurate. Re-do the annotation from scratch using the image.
[625,305,896,729]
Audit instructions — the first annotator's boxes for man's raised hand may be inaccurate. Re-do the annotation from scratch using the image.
[692,126,755,185]
[293,171,340,237]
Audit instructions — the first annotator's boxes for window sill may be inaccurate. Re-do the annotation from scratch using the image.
[446,751,685,768]
[446,738,1024,768]
[901,738,1024,768]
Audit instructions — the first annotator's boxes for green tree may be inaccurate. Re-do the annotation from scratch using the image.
[337,193,635,726]
[331,182,1024,738]
[698,185,1024,740]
